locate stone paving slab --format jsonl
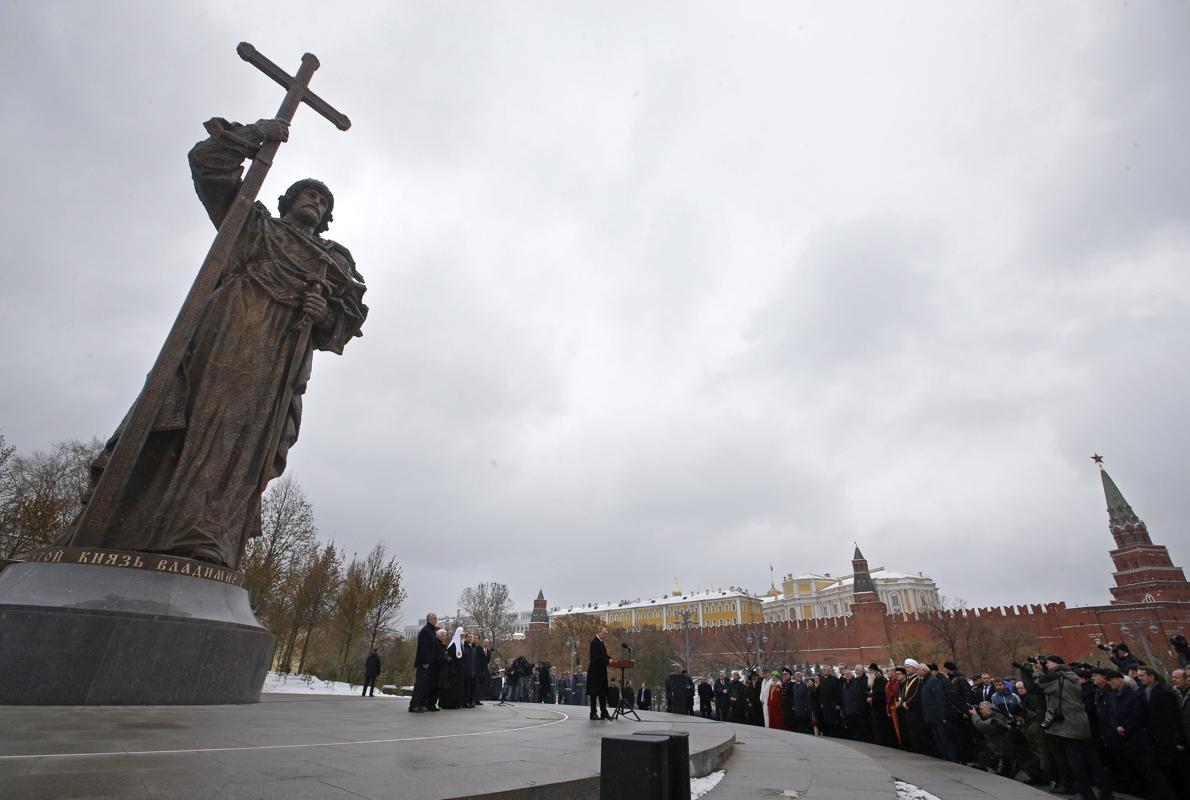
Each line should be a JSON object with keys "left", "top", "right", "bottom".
{"left": 835, "top": 739, "right": 1057, "bottom": 800}
{"left": 0, "top": 696, "right": 731, "bottom": 800}
{"left": 699, "top": 723, "right": 1057, "bottom": 800}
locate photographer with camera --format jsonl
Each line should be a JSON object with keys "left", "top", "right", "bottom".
{"left": 1171, "top": 634, "right": 1190, "bottom": 669}
{"left": 1032, "top": 655, "right": 1114, "bottom": 800}
{"left": 968, "top": 701, "right": 1034, "bottom": 777}
{"left": 1097, "top": 641, "right": 1143, "bottom": 673}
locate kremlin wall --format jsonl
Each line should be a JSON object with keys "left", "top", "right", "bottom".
{"left": 526, "top": 462, "right": 1190, "bottom": 675}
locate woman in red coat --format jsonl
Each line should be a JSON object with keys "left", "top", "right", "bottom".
{"left": 767, "top": 670, "right": 785, "bottom": 729}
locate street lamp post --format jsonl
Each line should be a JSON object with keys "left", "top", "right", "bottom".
{"left": 675, "top": 609, "right": 694, "bottom": 673}
{"left": 1117, "top": 618, "right": 1163, "bottom": 675}
{"left": 745, "top": 625, "right": 769, "bottom": 674}
{"left": 565, "top": 635, "right": 579, "bottom": 704}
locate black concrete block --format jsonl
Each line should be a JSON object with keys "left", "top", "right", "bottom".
{"left": 635, "top": 730, "right": 691, "bottom": 800}
{"left": 600, "top": 734, "right": 670, "bottom": 800}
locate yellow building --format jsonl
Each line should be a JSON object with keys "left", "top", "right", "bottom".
{"left": 763, "top": 547, "right": 941, "bottom": 621}
{"left": 551, "top": 580, "right": 766, "bottom": 631}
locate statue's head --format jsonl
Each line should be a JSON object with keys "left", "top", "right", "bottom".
{"left": 278, "top": 178, "right": 334, "bottom": 234}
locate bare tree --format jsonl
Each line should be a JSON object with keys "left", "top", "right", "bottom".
{"left": 544, "top": 612, "right": 604, "bottom": 673}
{"left": 242, "top": 476, "right": 318, "bottom": 623}
{"left": 278, "top": 541, "right": 343, "bottom": 674}
{"left": 333, "top": 557, "right": 369, "bottom": 680}
{"left": 458, "top": 582, "right": 515, "bottom": 648}
{"left": 920, "top": 596, "right": 1001, "bottom": 673}
{"left": 921, "top": 595, "right": 966, "bottom": 664}
{"left": 362, "top": 543, "right": 407, "bottom": 650}
{"left": 710, "top": 623, "right": 800, "bottom": 674}
{"left": 0, "top": 436, "right": 101, "bottom": 559}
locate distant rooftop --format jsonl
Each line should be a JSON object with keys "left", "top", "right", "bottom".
{"left": 553, "top": 586, "right": 760, "bottom": 615}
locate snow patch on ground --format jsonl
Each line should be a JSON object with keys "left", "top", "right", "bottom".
{"left": 690, "top": 770, "right": 726, "bottom": 799}
{"left": 261, "top": 671, "right": 405, "bottom": 698}
{"left": 895, "top": 779, "right": 943, "bottom": 800}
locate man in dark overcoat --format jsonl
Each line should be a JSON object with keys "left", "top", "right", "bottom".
{"left": 714, "top": 671, "right": 730, "bottom": 721}
{"left": 728, "top": 671, "right": 747, "bottom": 722}
{"left": 409, "top": 612, "right": 438, "bottom": 713}
{"left": 462, "top": 633, "right": 479, "bottom": 708}
{"left": 362, "top": 647, "right": 381, "bottom": 697}
{"left": 638, "top": 683, "right": 652, "bottom": 711}
{"left": 698, "top": 677, "right": 714, "bottom": 718}
{"left": 476, "top": 638, "right": 492, "bottom": 703}
{"left": 818, "top": 668, "right": 844, "bottom": 736}
{"left": 587, "top": 626, "right": 612, "bottom": 720}
{"left": 843, "top": 666, "right": 871, "bottom": 741}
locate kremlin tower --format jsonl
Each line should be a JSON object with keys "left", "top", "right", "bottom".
{"left": 1095, "top": 456, "right": 1190, "bottom": 604}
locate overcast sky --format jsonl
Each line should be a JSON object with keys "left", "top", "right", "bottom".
{"left": 2, "top": 1, "right": 1188, "bottom": 623}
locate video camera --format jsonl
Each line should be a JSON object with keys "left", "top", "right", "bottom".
{"left": 505, "top": 656, "right": 533, "bottom": 679}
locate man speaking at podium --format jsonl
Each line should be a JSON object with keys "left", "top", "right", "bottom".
{"left": 587, "top": 626, "right": 612, "bottom": 720}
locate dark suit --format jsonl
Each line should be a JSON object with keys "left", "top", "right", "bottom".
{"left": 587, "top": 635, "right": 611, "bottom": 718}
{"left": 410, "top": 623, "right": 438, "bottom": 711}
{"left": 476, "top": 646, "right": 492, "bottom": 701}
{"left": 713, "top": 677, "right": 730, "bottom": 721}
{"left": 638, "top": 686, "right": 652, "bottom": 711}
{"left": 818, "top": 674, "right": 844, "bottom": 736}
{"left": 461, "top": 642, "right": 479, "bottom": 706}
{"left": 697, "top": 681, "right": 714, "bottom": 718}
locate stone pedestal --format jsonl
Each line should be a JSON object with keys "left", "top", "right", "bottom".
{"left": 0, "top": 558, "right": 274, "bottom": 705}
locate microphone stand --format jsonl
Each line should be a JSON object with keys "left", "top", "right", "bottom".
{"left": 611, "top": 644, "right": 640, "bottom": 721}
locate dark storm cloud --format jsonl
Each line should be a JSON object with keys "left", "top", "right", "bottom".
{"left": 1, "top": 1, "right": 1187, "bottom": 621}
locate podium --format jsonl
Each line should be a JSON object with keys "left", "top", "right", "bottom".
{"left": 610, "top": 659, "right": 639, "bottom": 721}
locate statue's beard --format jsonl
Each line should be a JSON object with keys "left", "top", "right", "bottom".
{"left": 291, "top": 205, "right": 323, "bottom": 227}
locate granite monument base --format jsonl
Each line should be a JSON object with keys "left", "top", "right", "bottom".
{"left": 0, "top": 558, "right": 273, "bottom": 705}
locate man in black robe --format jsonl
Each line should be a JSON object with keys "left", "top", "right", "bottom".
{"left": 867, "top": 664, "right": 894, "bottom": 745}
{"left": 587, "top": 626, "right": 612, "bottom": 720}
{"left": 439, "top": 629, "right": 465, "bottom": 709}
{"left": 409, "top": 613, "right": 439, "bottom": 713}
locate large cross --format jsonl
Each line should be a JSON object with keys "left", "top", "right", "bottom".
{"left": 73, "top": 43, "right": 350, "bottom": 538}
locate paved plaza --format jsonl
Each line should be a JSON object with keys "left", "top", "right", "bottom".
{"left": 0, "top": 693, "right": 1065, "bottom": 800}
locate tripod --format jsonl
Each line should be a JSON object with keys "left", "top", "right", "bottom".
{"left": 611, "top": 646, "right": 640, "bottom": 721}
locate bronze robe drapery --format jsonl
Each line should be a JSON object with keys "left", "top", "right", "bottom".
{"left": 62, "top": 119, "right": 367, "bottom": 568}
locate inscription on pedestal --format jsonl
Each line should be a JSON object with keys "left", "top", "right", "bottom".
{"left": 23, "top": 547, "right": 245, "bottom": 586}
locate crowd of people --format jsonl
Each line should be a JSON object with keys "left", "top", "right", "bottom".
{"left": 664, "top": 638, "right": 1190, "bottom": 800}
{"left": 407, "top": 613, "right": 494, "bottom": 712}
{"left": 403, "top": 615, "right": 1190, "bottom": 800}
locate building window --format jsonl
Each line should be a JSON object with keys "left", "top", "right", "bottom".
{"left": 1143, "top": 593, "right": 1155, "bottom": 603}
{"left": 888, "top": 592, "right": 902, "bottom": 613}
